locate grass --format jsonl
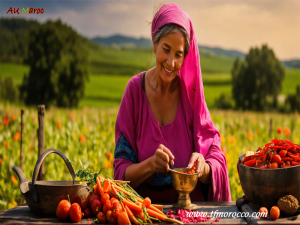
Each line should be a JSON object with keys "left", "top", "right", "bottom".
{"left": 1, "top": 57, "right": 299, "bottom": 109}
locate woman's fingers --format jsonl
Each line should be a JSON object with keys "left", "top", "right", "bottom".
{"left": 187, "top": 152, "right": 199, "bottom": 168}
{"left": 158, "top": 144, "right": 175, "bottom": 165}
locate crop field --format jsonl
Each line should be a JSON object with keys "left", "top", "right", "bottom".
{"left": 1, "top": 62, "right": 299, "bottom": 109}
{"left": 0, "top": 103, "right": 299, "bottom": 211}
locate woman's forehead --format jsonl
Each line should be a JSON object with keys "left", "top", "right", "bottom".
{"left": 160, "top": 32, "right": 185, "bottom": 51}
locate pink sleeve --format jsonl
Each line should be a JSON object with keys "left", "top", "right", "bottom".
{"left": 205, "top": 144, "right": 232, "bottom": 202}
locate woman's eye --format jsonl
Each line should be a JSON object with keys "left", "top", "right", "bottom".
{"left": 176, "top": 54, "right": 182, "bottom": 58}
{"left": 163, "top": 48, "right": 170, "bottom": 52}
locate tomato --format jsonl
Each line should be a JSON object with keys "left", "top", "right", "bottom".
{"left": 118, "top": 211, "right": 130, "bottom": 225}
{"left": 106, "top": 210, "right": 113, "bottom": 222}
{"left": 110, "top": 216, "right": 118, "bottom": 224}
{"left": 89, "top": 195, "right": 100, "bottom": 208}
{"left": 110, "top": 197, "right": 118, "bottom": 205}
{"left": 97, "top": 212, "right": 107, "bottom": 224}
{"left": 142, "top": 197, "right": 151, "bottom": 208}
{"left": 100, "top": 193, "right": 110, "bottom": 205}
{"left": 279, "top": 150, "right": 287, "bottom": 158}
{"left": 270, "top": 206, "right": 280, "bottom": 220}
{"left": 56, "top": 199, "right": 71, "bottom": 220}
{"left": 269, "top": 162, "right": 278, "bottom": 169}
{"left": 272, "top": 154, "right": 281, "bottom": 164}
{"left": 112, "top": 201, "right": 122, "bottom": 218}
{"left": 187, "top": 171, "right": 192, "bottom": 174}
{"left": 69, "top": 203, "right": 82, "bottom": 223}
{"left": 91, "top": 199, "right": 102, "bottom": 216}
{"left": 258, "top": 207, "right": 268, "bottom": 219}
{"left": 83, "top": 208, "right": 92, "bottom": 218}
{"left": 105, "top": 199, "right": 112, "bottom": 210}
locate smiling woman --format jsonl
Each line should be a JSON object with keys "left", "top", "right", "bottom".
{"left": 113, "top": 3, "right": 231, "bottom": 204}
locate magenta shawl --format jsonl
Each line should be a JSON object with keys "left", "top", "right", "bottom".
{"left": 114, "top": 3, "right": 231, "bottom": 202}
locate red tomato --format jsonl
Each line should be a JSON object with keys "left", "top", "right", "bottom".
{"left": 69, "top": 203, "right": 82, "bottom": 223}
{"left": 110, "top": 197, "right": 118, "bottom": 205}
{"left": 91, "top": 199, "right": 102, "bottom": 216}
{"left": 118, "top": 211, "right": 130, "bottom": 225}
{"left": 258, "top": 207, "right": 268, "bottom": 219}
{"left": 89, "top": 195, "right": 100, "bottom": 208}
{"left": 269, "top": 162, "right": 278, "bottom": 169}
{"left": 105, "top": 199, "right": 112, "bottom": 210}
{"left": 279, "top": 150, "right": 287, "bottom": 158}
{"left": 56, "top": 199, "right": 71, "bottom": 220}
{"left": 110, "top": 216, "right": 118, "bottom": 224}
{"left": 106, "top": 210, "right": 113, "bottom": 223}
{"left": 100, "top": 193, "right": 110, "bottom": 205}
{"left": 97, "top": 212, "right": 107, "bottom": 224}
{"left": 84, "top": 208, "right": 92, "bottom": 218}
{"left": 112, "top": 201, "right": 122, "bottom": 218}
{"left": 270, "top": 206, "right": 280, "bottom": 220}
{"left": 272, "top": 154, "right": 281, "bottom": 164}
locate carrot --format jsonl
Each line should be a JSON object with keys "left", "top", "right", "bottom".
{"left": 124, "top": 204, "right": 139, "bottom": 225}
{"left": 103, "top": 179, "right": 111, "bottom": 193}
{"left": 147, "top": 208, "right": 167, "bottom": 221}
{"left": 151, "top": 204, "right": 163, "bottom": 212}
{"left": 149, "top": 205, "right": 165, "bottom": 216}
{"left": 120, "top": 202, "right": 131, "bottom": 225}
{"left": 122, "top": 199, "right": 142, "bottom": 212}
{"left": 96, "top": 177, "right": 104, "bottom": 196}
{"left": 111, "top": 183, "right": 118, "bottom": 195}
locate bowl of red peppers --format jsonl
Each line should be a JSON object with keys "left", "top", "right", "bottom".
{"left": 238, "top": 138, "right": 300, "bottom": 208}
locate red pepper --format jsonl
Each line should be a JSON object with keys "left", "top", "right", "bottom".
{"left": 244, "top": 159, "right": 256, "bottom": 167}
{"left": 259, "top": 165, "right": 266, "bottom": 169}
{"left": 289, "top": 155, "right": 300, "bottom": 162}
{"left": 291, "top": 161, "right": 300, "bottom": 166}
{"left": 282, "top": 157, "right": 293, "bottom": 161}
{"left": 242, "top": 155, "right": 252, "bottom": 163}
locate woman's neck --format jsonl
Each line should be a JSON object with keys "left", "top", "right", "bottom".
{"left": 147, "top": 67, "right": 179, "bottom": 96}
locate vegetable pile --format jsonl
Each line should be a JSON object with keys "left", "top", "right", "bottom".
{"left": 242, "top": 138, "right": 300, "bottom": 168}
{"left": 56, "top": 162, "right": 183, "bottom": 224}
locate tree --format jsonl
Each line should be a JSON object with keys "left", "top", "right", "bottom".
{"left": 231, "top": 45, "right": 285, "bottom": 111}
{"left": 19, "top": 19, "right": 89, "bottom": 108}
{"left": 285, "top": 85, "right": 300, "bottom": 112}
{"left": 0, "top": 77, "right": 18, "bottom": 102}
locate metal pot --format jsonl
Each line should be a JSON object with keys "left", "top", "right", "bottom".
{"left": 238, "top": 153, "right": 300, "bottom": 208}
{"left": 13, "top": 149, "right": 91, "bottom": 215}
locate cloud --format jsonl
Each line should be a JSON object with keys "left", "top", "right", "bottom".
{"left": 0, "top": 0, "right": 299, "bottom": 60}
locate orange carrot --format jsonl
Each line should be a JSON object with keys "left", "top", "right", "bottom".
{"left": 103, "top": 179, "right": 111, "bottom": 193}
{"left": 151, "top": 204, "right": 163, "bottom": 212}
{"left": 122, "top": 199, "right": 142, "bottom": 212}
{"left": 96, "top": 177, "right": 104, "bottom": 196}
{"left": 149, "top": 205, "right": 165, "bottom": 216}
{"left": 147, "top": 208, "right": 167, "bottom": 221}
{"left": 125, "top": 205, "right": 139, "bottom": 224}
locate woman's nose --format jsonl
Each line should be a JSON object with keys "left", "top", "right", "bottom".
{"left": 166, "top": 55, "right": 175, "bottom": 68}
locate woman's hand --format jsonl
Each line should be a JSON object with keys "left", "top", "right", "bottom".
{"left": 187, "top": 152, "right": 211, "bottom": 184}
{"left": 149, "top": 144, "right": 174, "bottom": 173}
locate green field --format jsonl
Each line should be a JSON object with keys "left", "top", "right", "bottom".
{"left": 1, "top": 43, "right": 299, "bottom": 110}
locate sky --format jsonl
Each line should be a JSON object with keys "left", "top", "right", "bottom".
{"left": 1, "top": 0, "right": 299, "bottom": 60}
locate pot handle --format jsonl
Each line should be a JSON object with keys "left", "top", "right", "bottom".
{"left": 31, "top": 149, "right": 76, "bottom": 203}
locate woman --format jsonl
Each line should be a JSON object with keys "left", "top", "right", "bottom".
{"left": 113, "top": 3, "right": 231, "bottom": 203}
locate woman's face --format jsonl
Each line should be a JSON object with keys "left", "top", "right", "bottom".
{"left": 153, "top": 31, "right": 185, "bottom": 83}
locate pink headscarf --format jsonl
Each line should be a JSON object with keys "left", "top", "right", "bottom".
{"left": 152, "top": 3, "right": 221, "bottom": 158}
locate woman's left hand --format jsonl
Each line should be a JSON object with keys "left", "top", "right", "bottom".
{"left": 187, "top": 152, "right": 211, "bottom": 184}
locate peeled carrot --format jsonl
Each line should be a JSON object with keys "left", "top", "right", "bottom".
{"left": 122, "top": 199, "right": 142, "bottom": 212}
{"left": 96, "top": 177, "right": 104, "bottom": 196}
{"left": 147, "top": 208, "right": 166, "bottom": 221}
{"left": 103, "top": 179, "right": 111, "bottom": 193}
{"left": 120, "top": 202, "right": 131, "bottom": 225}
{"left": 151, "top": 204, "right": 163, "bottom": 212}
{"left": 149, "top": 205, "right": 165, "bottom": 216}
{"left": 124, "top": 204, "right": 138, "bottom": 225}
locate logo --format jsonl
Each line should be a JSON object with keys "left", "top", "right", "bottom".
{"left": 6, "top": 7, "right": 44, "bottom": 14}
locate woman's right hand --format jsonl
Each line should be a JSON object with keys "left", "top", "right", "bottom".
{"left": 149, "top": 144, "right": 175, "bottom": 173}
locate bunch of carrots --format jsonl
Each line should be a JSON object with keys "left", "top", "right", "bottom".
{"left": 90, "top": 176, "right": 183, "bottom": 224}
{"left": 242, "top": 138, "right": 300, "bottom": 169}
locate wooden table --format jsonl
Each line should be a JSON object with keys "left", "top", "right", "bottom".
{"left": 0, "top": 201, "right": 298, "bottom": 224}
